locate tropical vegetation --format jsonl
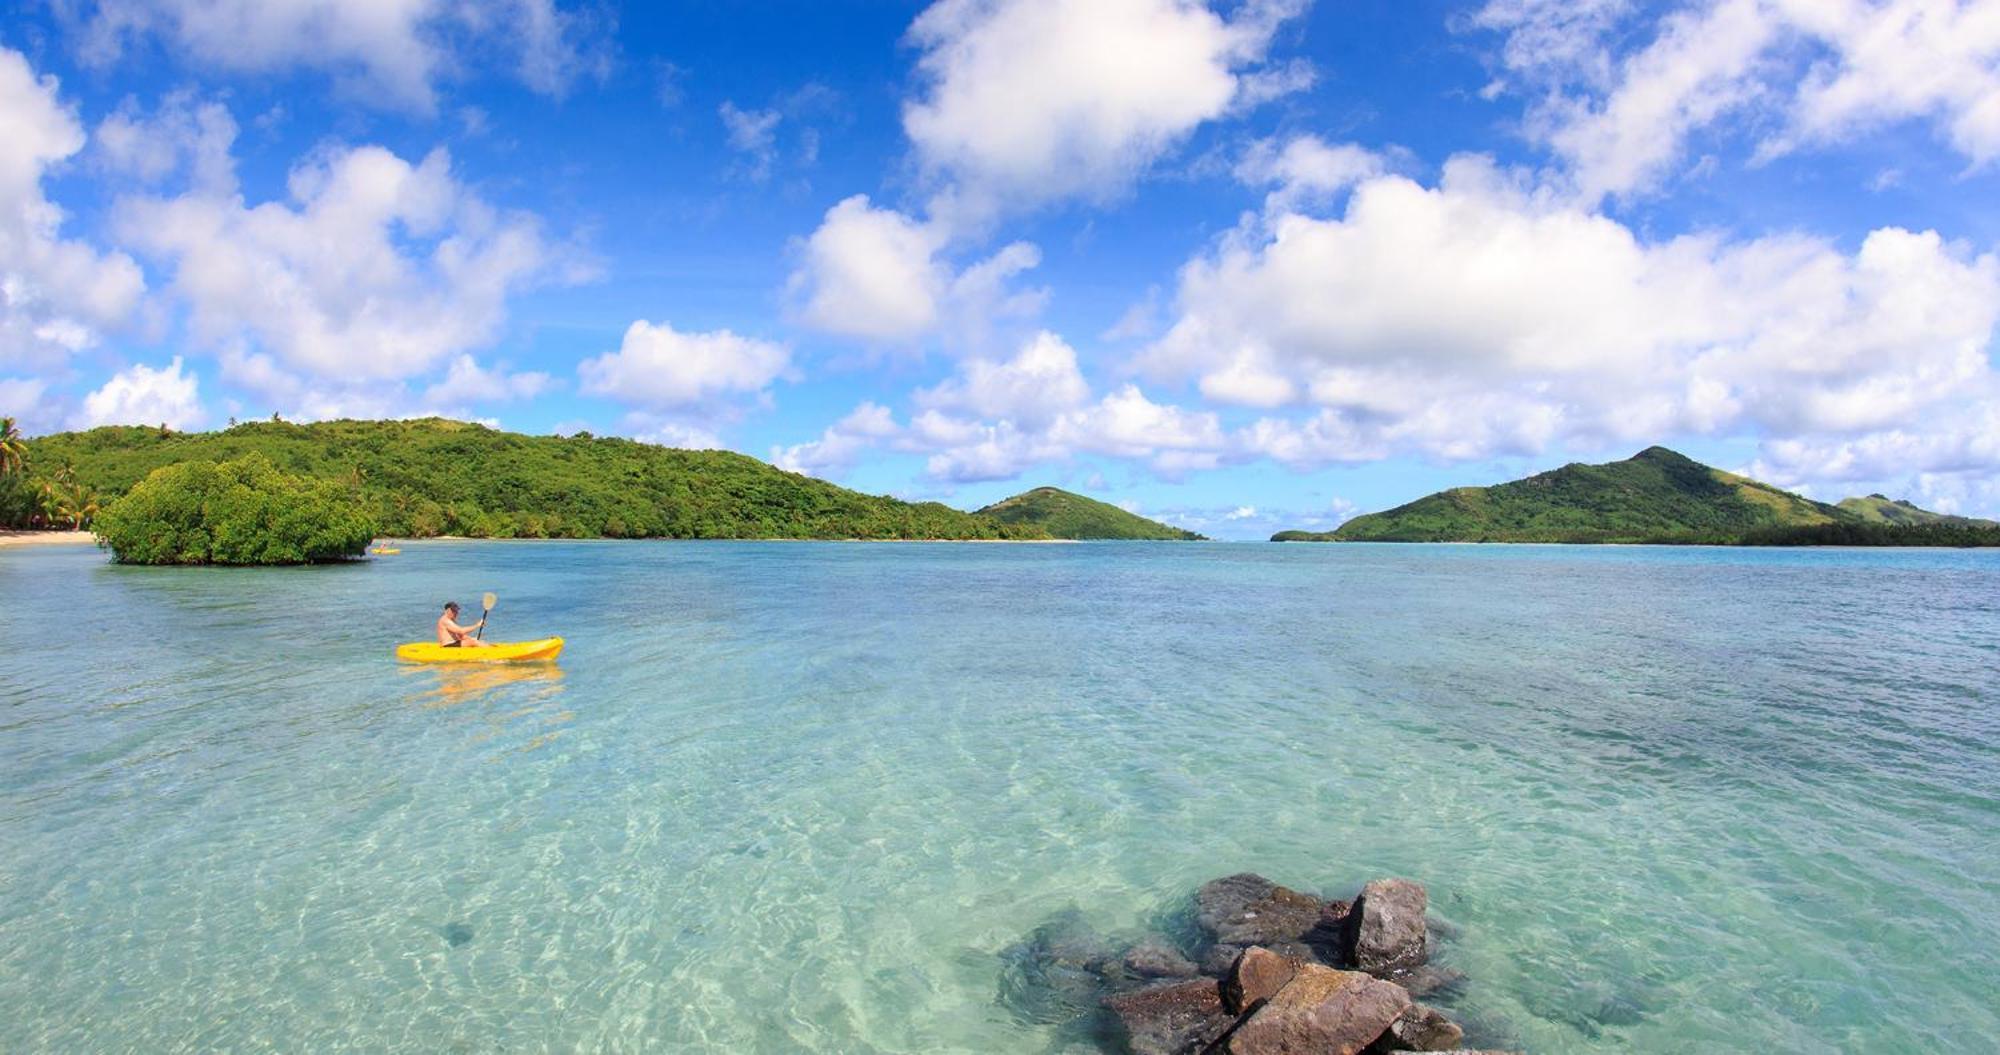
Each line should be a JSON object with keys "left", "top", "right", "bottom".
{"left": 975, "top": 486, "right": 1204, "bottom": 540}
{"left": 0, "top": 416, "right": 104, "bottom": 531}
{"left": 93, "top": 453, "right": 378, "bottom": 565}
{"left": 23, "top": 417, "right": 1048, "bottom": 542}
{"left": 1272, "top": 446, "right": 2000, "bottom": 546}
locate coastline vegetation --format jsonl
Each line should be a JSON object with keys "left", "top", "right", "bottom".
{"left": 975, "top": 486, "right": 1204, "bottom": 540}
{"left": 94, "top": 453, "right": 377, "bottom": 565}
{"left": 1275, "top": 446, "right": 2000, "bottom": 546}
{"left": 22, "top": 417, "right": 1048, "bottom": 543}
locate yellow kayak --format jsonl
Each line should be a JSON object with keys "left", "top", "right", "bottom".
{"left": 396, "top": 638, "right": 565, "bottom": 663}
{"left": 371, "top": 547, "right": 401, "bottom": 555}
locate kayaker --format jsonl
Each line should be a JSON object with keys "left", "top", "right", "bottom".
{"left": 436, "top": 601, "right": 492, "bottom": 648}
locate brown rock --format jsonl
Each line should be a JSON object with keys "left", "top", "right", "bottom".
{"left": 1222, "top": 962, "right": 1412, "bottom": 1055}
{"left": 1103, "top": 978, "right": 1233, "bottom": 1055}
{"left": 1349, "top": 879, "right": 1428, "bottom": 975}
{"left": 1364, "top": 1003, "right": 1464, "bottom": 1052}
{"left": 1222, "top": 946, "right": 1301, "bottom": 1015}
{"left": 1196, "top": 873, "right": 1330, "bottom": 949}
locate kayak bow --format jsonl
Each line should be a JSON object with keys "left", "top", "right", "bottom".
{"left": 396, "top": 637, "right": 565, "bottom": 663}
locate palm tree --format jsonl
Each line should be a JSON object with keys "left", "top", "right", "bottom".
{"left": 0, "top": 417, "right": 25, "bottom": 476}
{"left": 55, "top": 482, "right": 100, "bottom": 529}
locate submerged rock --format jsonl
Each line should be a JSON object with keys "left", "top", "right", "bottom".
{"left": 1348, "top": 879, "right": 1429, "bottom": 975}
{"left": 441, "top": 922, "right": 474, "bottom": 948}
{"left": 1365, "top": 1002, "right": 1465, "bottom": 1052}
{"left": 1123, "top": 940, "right": 1199, "bottom": 981}
{"left": 1103, "top": 978, "right": 1233, "bottom": 1055}
{"left": 1221, "top": 962, "right": 1412, "bottom": 1055}
{"left": 1390, "top": 964, "right": 1467, "bottom": 1000}
{"left": 1196, "top": 873, "right": 1331, "bottom": 949}
{"left": 997, "top": 909, "right": 1121, "bottom": 1025}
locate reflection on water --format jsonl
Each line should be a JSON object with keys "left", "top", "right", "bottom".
{"left": 404, "top": 663, "right": 571, "bottom": 754}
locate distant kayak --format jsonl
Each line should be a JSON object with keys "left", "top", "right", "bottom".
{"left": 371, "top": 547, "right": 401, "bottom": 555}
{"left": 396, "top": 638, "right": 564, "bottom": 663}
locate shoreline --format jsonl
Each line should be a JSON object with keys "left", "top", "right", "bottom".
{"left": 0, "top": 530, "right": 94, "bottom": 549}
{"left": 418, "top": 535, "right": 1083, "bottom": 544}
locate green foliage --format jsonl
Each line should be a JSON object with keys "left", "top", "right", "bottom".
{"left": 1738, "top": 521, "right": 2000, "bottom": 547}
{"left": 1274, "top": 447, "right": 1999, "bottom": 545}
{"left": 975, "top": 486, "right": 1205, "bottom": 540}
{"left": 1835, "top": 494, "right": 1998, "bottom": 527}
{"left": 93, "top": 453, "right": 378, "bottom": 565}
{"left": 1323, "top": 447, "right": 1849, "bottom": 543}
{"left": 28, "top": 417, "right": 1046, "bottom": 542}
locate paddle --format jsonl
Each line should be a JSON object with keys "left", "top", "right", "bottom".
{"left": 477, "top": 591, "right": 496, "bottom": 639}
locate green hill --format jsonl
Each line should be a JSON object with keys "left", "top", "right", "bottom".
{"left": 19, "top": 418, "right": 1044, "bottom": 541}
{"left": 975, "top": 486, "right": 1204, "bottom": 540}
{"left": 1284, "top": 447, "right": 1845, "bottom": 543}
{"left": 1836, "top": 494, "right": 1997, "bottom": 527}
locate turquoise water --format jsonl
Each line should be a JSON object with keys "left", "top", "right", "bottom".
{"left": 2, "top": 541, "right": 1996, "bottom": 1052}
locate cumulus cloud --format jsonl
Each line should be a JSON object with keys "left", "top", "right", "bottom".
{"left": 915, "top": 329, "right": 1088, "bottom": 426}
{"left": 0, "top": 48, "right": 146, "bottom": 371}
{"left": 771, "top": 402, "right": 900, "bottom": 475}
{"left": 1139, "top": 148, "right": 2000, "bottom": 475}
{"left": 1478, "top": 0, "right": 2000, "bottom": 200}
{"left": 903, "top": 0, "right": 1311, "bottom": 215}
{"left": 787, "top": 194, "right": 1045, "bottom": 347}
{"left": 780, "top": 330, "right": 1238, "bottom": 484}
{"left": 790, "top": 195, "right": 945, "bottom": 341}
{"left": 94, "top": 90, "right": 238, "bottom": 193}
{"left": 72, "top": 356, "right": 204, "bottom": 429}
{"left": 577, "top": 320, "right": 790, "bottom": 409}
{"left": 70, "top": 0, "right": 608, "bottom": 111}
{"left": 421, "top": 354, "right": 555, "bottom": 408}
{"left": 116, "top": 142, "right": 557, "bottom": 388}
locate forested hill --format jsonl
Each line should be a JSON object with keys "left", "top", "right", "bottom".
{"left": 1273, "top": 447, "right": 2000, "bottom": 545}
{"left": 1281, "top": 447, "right": 1842, "bottom": 544}
{"left": 22, "top": 419, "right": 1046, "bottom": 541}
{"left": 1836, "top": 494, "right": 1998, "bottom": 527}
{"left": 975, "top": 486, "right": 1204, "bottom": 540}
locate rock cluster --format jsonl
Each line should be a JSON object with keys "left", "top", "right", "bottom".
{"left": 1000, "top": 873, "right": 1513, "bottom": 1055}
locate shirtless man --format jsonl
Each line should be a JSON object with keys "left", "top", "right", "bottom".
{"left": 436, "top": 601, "right": 491, "bottom": 648}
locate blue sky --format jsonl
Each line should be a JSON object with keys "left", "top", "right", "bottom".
{"left": 4, "top": 0, "right": 1999, "bottom": 538}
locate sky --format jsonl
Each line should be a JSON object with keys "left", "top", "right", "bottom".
{"left": 3, "top": 0, "right": 2000, "bottom": 539}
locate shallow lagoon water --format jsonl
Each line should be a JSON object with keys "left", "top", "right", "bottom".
{"left": 2, "top": 540, "right": 1996, "bottom": 1052}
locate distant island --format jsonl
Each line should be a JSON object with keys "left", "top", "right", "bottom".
{"left": 976, "top": 486, "right": 1205, "bottom": 541}
{"left": 1272, "top": 446, "right": 2000, "bottom": 546}
{"left": 8, "top": 418, "right": 1204, "bottom": 557}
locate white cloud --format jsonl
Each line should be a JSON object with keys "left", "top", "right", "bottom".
{"left": 116, "top": 142, "right": 556, "bottom": 385}
{"left": 915, "top": 330, "right": 1089, "bottom": 426}
{"left": 771, "top": 402, "right": 900, "bottom": 475}
{"left": 903, "top": 0, "right": 1310, "bottom": 215}
{"left": 421, "top": 354, "right": 554, "bottom": 407}
{"left": 0, "top": 48, "right": 146, "bottom": 371}
{"left": 719, "top": 101, "right": 783, "bottom": 182}
{"left": 790, "top": 195, "right": 946, "bottom": 341}
{"left": 72, "top": 0, "right": 606, "bottom": 111}
{"left": 577, "top": 320, "right": 790, "bottom": 409}
{"left": 1140, "top": 151, "right": 2000, "bottom": 471}
{"left": 0, "top": 377, "right": 51, "bottom": 426}
{"left": 94, "top": 90, "right": 238, "bottom": 193}
{"left": 1235, "top": 135, "right": 1389, "bottom": 212}
{"left": 72, "top": 356, "right": 204, "bottom": 429}
{"left": 787, "top": 194, "right": 1046, "bottom": 347}
{"left": 1479, "top": 0, "right": 2000, "bottom": 201}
